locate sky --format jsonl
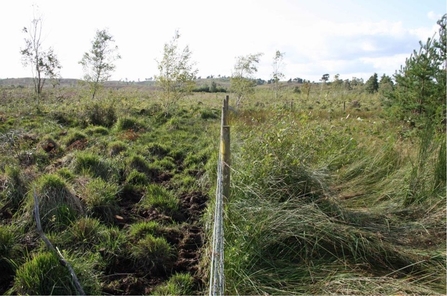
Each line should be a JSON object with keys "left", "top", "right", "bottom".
{"left": 1, "top": 0, "right": 445, "bottom": 82}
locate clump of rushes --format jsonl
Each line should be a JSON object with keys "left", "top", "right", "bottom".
{"left": 82, "top": 178, "right": 120, "bottom": 224}
{"left": 24, "top": 174, "right": 82, "bottom": 232}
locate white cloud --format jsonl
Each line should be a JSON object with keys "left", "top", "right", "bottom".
{"left": 427, "top": 11, "right": 442, "bottom": 21}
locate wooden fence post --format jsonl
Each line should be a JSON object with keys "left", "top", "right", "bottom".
{"left": 221, "top": 95, "right": 230, "bottom": 200}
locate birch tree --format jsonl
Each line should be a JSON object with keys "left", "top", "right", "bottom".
{"left": 21, "top": 11, "right": 61, "bottom": 105}
{"left": 79, "top": 29, "right": 121, "bottom": 100}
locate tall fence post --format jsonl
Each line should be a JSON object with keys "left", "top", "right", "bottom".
{"left": 209, "top": 95, "right": 230, "bottom": 296}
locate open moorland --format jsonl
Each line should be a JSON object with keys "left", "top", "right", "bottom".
{"left": 0, "top": 76, "right": 445, "bottom": 295}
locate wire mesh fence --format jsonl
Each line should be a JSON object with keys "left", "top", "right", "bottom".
{"left": 209, "top": 95, "right": 230, "bottom": 296}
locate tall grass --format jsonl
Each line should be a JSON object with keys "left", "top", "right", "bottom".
{"left": 223, "top": 106, "right": 446, "bottom": 294}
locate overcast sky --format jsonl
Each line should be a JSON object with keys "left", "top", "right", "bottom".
{"left": 1, "top": 0, "right": 445, "bottom": 82}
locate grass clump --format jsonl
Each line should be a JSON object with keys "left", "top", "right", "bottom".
{"left": 85, "top": 125, "right": 109, "bottom": 136}
{"left": 24, "top": 174, "right": 82, "bottom": 232}
{"left": 152, "top": 272, "right": 194, "bottom": 295}
{"left": 64, "top": 130, "right": 87, "bottom": 147}
{"left": 125, "top": 169, "right": 148, "bottom": 186}
{"left": 147, "top": 142, "right": 171, "bottom": 158}
{"left": 64, "top": 217, "right": 104, "bottom": 251}
{"left": 139, "top": 184, "right": 179, "bottom": 216}
{"left": 72, "top": 151, "right": 117, "bottom": 181}
{"left": 128, "top": 221, "right": 161, "bottom": 240}
{"left": 12, "top": 251, "right": 74, "bottom": 295}
{"left": 2, "top": 166, "right": 29, "bottom": 211}
{"left": 82, "top": 178, "right": 120, "bottom": 224}
{"left": 108, "top": 140, "right": 127, "bottom": 156}
{"left": 130, "top": 234, "right": 175, "bottom": 274}
{"left": 0, "top": 225, "right": 22, "bottom": 291}
{"left": 114, "top": 116, "right": 143, "bottom": 131}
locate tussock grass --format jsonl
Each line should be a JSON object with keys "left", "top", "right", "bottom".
{"left": 130, "top": 234, "right": 175, "bottom": 274}
{"left": 23, "top": 174, "right": 83, "bottom": 232}
{"left": 82, "top": 178, "right": 120, "bottom": 224}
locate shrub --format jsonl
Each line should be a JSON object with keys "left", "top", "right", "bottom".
{"left": 83, "top": 103, "right": 117, "bottom": 128}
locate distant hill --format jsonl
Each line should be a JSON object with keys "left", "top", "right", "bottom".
{"left": 0, "top": 77, "right": 232, "bottom": 89}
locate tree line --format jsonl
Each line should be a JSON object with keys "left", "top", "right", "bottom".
{"left": 19, "top": 8, "right": 446, "bottom": 130}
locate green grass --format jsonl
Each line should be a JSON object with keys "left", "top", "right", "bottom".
{"left": 130, "top": 234, "right": 175, "bottom": 274}
{"left": 82, "top": 178, "right": 120, "bottom": 224}
{"left": 0, "top": 82, "right": 444, "bottom": 295}
{"left": 23, "top": 174, "right": 83, "bottom": 232}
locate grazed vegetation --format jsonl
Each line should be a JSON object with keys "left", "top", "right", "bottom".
{"left": 0, "top": 13, "right": 445, "bottom": 296}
